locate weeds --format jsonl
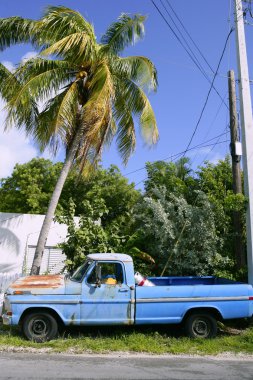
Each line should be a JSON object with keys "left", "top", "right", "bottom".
{"left": 0, "top": 323, "right": 253, "bottom": 355}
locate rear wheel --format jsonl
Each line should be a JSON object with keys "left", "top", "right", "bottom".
{"left": 184, "top": 312, "right": 217, "bottom": 339}
{"left": 22, "top": 311, "right": 58, "bottom": 342}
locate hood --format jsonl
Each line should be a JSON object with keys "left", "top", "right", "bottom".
{"left": 8, "top": 274, "right": 66, "bottom": 295}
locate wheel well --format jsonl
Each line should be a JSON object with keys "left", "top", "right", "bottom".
{"left": 182, "top": 307, "right": 223, "bottom": 323}
{"left": 19, "top": 307, "right": 64, "bottom": 327}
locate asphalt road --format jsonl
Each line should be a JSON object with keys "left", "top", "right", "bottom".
{"left": 0, "top": 352, "right": 253, "bottom": 380}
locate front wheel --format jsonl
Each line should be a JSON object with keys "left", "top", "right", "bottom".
{"left": 22, "top": 311, "right": 58, "bottom": 342}
{"left": 184, "top": 312, "right": 217, "bottom": 339}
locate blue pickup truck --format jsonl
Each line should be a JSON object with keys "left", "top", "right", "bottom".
{"left": 2, "top": 253, "right": 253, "bottom": 342}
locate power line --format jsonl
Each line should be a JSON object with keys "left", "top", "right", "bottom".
{"left": 123, "top": 132, "right": 228, "bottom": 177}
{"left": 189, "top": 92, "right": 229, "bottom": 169}
{"left": 133, "top": 139, "right": 229, "bottom": 187}
{"left": 151, "top": 0, "right": 229, "bottom": 109}
{"left": 164, "top": 0, "right": 215, "bottom": 74}
{"left": 181, "top": 27, "right": 233, "bottom": 157}
{"left": 159, "top": 0, "right": 212, "bottom": 80}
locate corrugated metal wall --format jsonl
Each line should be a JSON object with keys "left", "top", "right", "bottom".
{"left": 22, "top": 246, "right": 66, "bottom": 275}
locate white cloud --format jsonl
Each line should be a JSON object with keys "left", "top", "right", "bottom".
{"left": 208, "top": 151, "right": 225, "bottom": 165}
{"left": 1, "top": 61, "right": 15, "bottom": 73}
{"left": 0, "top": 97, "right": 63, "bottom": 178}
{"left": 0, "top": 98, "right": 37, "bottom": 178}
{"left": 0, "top": 131, "right": 37, "bottom": 178}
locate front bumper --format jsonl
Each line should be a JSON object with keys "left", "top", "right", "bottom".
{"left": 2, "top": 314, "right": 11, "bottom": 325}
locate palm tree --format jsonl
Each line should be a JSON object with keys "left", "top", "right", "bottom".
{"left": 0, "top": 6, "right": 158, "bottom": 275}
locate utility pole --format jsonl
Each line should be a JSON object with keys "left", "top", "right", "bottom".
{"left": 228, "top": 69, "right": 245, "bottom": 268}
{"left": 234, "top": 0, "right": 253, "bottom": 283}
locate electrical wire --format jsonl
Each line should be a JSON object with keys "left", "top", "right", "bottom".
{"left": 133, "top": 139, "right": 229, "bottom": 187}
{"left": 159, "top": 0, "right": 212, "bottom": 80}
{"left": 151, "top": 0, "right": 229, "bottom": 109}
{"left": 123, "top": 132, "right": 228, "bottom": 177}
{"left": 164, "top": 0, "right": 215, "bottom": 74}
{"left": 181, "top": 28, "right": 233, "bottom": 158}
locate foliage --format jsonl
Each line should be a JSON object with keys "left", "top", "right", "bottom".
{"left": 62, "top": 165, "right": 141, "bottom": 225}
{"left": 56, "top": 198, "right": 113, "bottom": 271}
{"left": 140, "top": 156, "right": 246, "bottom": 278}
{"left": 144, "top": 158, "right": 196, "bottom": 199}
{"left": 56, "top": 195, "right": 154, "bottom": 272}
{"left": 197, "top": 156, "right": 247, "bottom": 264}
{"left": 0, "top": 158, "right": 62, "bottom": 214}
{"left": 0, "top": 157, "right": 140, "bottom": 219}
{"left": 133, "top": 186, "right": 230, "bottom": 276}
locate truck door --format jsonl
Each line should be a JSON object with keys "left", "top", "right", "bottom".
{"left": 80, "top": 261, "right": 134, "bottom": 325}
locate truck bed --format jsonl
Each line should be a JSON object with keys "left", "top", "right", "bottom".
{"left": 135, "top": 276, "right": 252, "bottom": 325}
{"left": 148, "top": 276, "right": 243, "bottom": 286}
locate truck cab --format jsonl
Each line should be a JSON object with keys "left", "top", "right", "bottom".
{"left": 2, "top": 254, "right": 135, "bottom": 341}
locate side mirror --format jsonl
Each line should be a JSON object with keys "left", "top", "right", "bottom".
{"left": 95, "top": 264, "right": 102, "bottom": 288}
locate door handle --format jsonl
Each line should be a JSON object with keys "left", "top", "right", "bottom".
{"left": 118, "top": 289, "right": 128, "bottom": 292}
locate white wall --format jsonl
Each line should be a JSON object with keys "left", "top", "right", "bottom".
{"left": 0, "top": 212, "right": 68, "bottom": 274}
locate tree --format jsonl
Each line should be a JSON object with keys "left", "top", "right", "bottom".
{"left": 133, "top": 187, "right": 227, "bottom": 276}
{"left": 0, "top": 158, "right": 140, "bottom": 222}
{"left": 0, "top": 158, "right": 62, "bottom": 214}
{"left": 0, "top": 7, "right": 158, "bottom": 274}
{"left": 56, "top": 196, "right": 155, "bottom": 273}
{"left": 56, "top": 198, "right": 112, "bottom": 271}
{"left": 197, "top": 156, "right": 246, "bottom": 270}
{"left": 62, "top": 164, "right": 141, "bottom": 224}
{"left": 144, "top": 158, "right": 197, "bottom": 200}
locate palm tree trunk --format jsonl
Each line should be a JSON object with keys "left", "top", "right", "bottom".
{"left": 30, "top": 126, "right": 83, "bottom": 275}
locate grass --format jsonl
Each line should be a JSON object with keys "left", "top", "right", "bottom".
{"left": 1, "top": 322, "right": 253, "bottom": 355}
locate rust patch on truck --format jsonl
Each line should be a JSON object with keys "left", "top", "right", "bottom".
{"left": 11, "top": 275, "right": 64, "bottom": 289}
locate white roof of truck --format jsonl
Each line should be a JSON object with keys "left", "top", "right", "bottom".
{"left": 87, "top": 253, "right": 133, "bottom": 262}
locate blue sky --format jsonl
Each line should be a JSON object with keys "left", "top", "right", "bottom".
{"left": 0, "top": 0, "right": 252, "bottom": 188}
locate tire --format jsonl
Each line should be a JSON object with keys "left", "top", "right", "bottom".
{"left": 22, "top": 311, "right": 58, "bottom": 342}
{"left": 184, "top": 312, "right": 217, "bottom": 339}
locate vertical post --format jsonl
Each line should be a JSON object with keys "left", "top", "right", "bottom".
{"left": 234, "top": 0, "right": 253, "bottom": 283}
{"left": 228, "top": 69, "right": 245, "bottom": 268}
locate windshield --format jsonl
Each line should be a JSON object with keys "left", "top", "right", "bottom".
{"left": 70, "top": 260, "right": 93, "bottom": 282}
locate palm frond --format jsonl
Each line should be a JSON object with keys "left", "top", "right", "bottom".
{"left": 111, "top": 55, "right": 158, "bottom": 92}
{"left": 4, "top": 58, "right": 74, "bottom": 129}
{"left": 0, "top": 17, "right": 35, "bottom": 51}
{"left": 115, "top": 78, "right": 158, "bottom": 146}
{"left": 35, "top": 6, "right": 96, "bottom": 48}
{"left": 74, "top": 63, "right": 117, "bottom": 172}
{"left": 140, "top": 94, "right": 159, "bottom": 145}
{"left": 0, "top": 63, "right": 17, "bottom": 102}
{"left": 40, "top": 32, "right": 94, "bottom": 63}
{"left": 1, "top": 64, "right": 39, "bottom": 133}
{"left": 113, "top": 96, "right": 136, "bottom": 164}
{"left": 43, "top": 6, "right": 95, "bottom": 38}
{"left": 101, "top": 13, "right": 146, "bottom": 54}
{"left": 35, "top": 82, "right": 79, "bottom": 152}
